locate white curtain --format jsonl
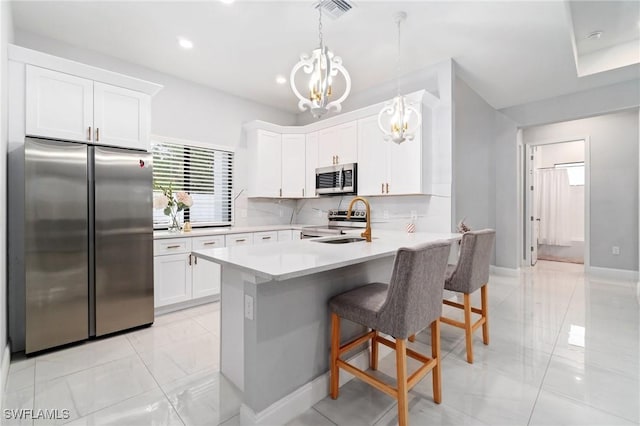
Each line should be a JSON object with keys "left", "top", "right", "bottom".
{"left": 535, "top": 168, "right": 572, "bottom": 246}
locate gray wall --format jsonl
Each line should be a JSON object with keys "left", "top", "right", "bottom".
{"left": 13, "top": 30, "right": 299, "bottom": 227}
{"left": 0, "top": 0, "right": 14, "bottom": 378}
{"left": 500, "top": 79, "right": 640, "bottom": 128}
{"left": 453, "top": 77, "right": 519, "bottom": 269}
{"left": 523, "top": 110, "right": 639, "bottom": 271}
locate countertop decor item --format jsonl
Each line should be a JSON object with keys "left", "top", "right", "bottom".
{"left": 153, "top": 183, "right": 193, "bottom": 233}
{"left": 290, "top": 1, "right": 351, "bottom": 118}
{"left": 377, "top": 11, "right": 421, "bottom": 144}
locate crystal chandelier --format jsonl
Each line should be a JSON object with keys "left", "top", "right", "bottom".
{"left": 290, "top": 4, "right": 351, "bottom": 118}
{"left": 378, "top": 12, "right": 421, "bottom": 144}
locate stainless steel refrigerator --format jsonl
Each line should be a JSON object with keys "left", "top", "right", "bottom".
{"left": 12, "top": 138, "right": 154, "bottom": 354}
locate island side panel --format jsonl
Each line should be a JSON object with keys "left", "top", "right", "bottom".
{"left": 242, "top": 256, "right": 395, "bottom": 413}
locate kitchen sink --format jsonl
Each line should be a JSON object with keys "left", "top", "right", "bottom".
{"left": 313, "top": 237, "right": 367, "bottom": 244}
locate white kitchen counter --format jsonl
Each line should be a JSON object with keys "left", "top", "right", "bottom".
{"left": 193, "top": 231, "right": 461, "bottom": 281}
{"left": 153, "top": 224, "right": 307, "bottom": 239}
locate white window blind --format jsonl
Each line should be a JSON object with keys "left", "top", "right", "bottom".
{"left": 151, "top": 141, "right": 233, "bottom": 228}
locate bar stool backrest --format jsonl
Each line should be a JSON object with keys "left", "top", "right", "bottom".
{"left": 377, "top": 241, "right": 452, "bottom": 339}
{"left": 447, "top": 229, "right": 496, "bottom": 294}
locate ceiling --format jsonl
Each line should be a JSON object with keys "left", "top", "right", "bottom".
{"left": 10, "top": 0, "right": 640, "bottom": 113}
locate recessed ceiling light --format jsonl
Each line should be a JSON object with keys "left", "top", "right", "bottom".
{"left": 178, "top": 37, "right": 193, "bottom": 49}
{"left": 275, "top": 75, "right": 287, "bottom": 85}
{"left": 586, "top": 30, "right": 603, "bottom": 40}
{"left": 220, "top": 0, "right": 235, "bottom": 4}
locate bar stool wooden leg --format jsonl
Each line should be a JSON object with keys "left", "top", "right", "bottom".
{"left": 481, "top": 285, "right": 489, "bottom": 345}
{"left": 395, "top": 338, "right": 409, "bottom": 426}
{"left": 330, "top": 313, "right": 340, "bottom": 399}
{"left": 371, "top": 330, "right": 379, "bottom": 370}
{"left": 463, "top": 293, "right": 473, "bottom": 363}
{"left": 431, "top": 319, "right": 442, "bottom": 404}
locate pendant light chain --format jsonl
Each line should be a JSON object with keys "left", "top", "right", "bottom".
{"left": 396, "top": 16, "right": 401, "bottom": 96}
{"left": 318, "top": 5, "right": 324, "bottom": 49}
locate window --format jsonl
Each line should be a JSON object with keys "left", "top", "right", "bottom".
{"left": 151, "top": 140, "right": 233, "bottom": 228}
{"left": 555, "top": 162, "right": 584, "bottom": 186}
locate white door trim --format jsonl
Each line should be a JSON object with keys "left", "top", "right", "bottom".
{"left": 522, "top": 136, "right": 591, "bottom": 270}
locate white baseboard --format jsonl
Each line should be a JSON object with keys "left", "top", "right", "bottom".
{"left": 587, "top": 266, "right": 639, "bottom": 283}
{"left": 239, "top": 345, "right": 393, "bottom": 425}
{"left": 490, "top": 265, "right": 520, "bottom": 277}
{"left": 154, "top": 295, "right": 219, "bottom": 316}
{"left": 0, "top": 344, "right": 11, "bottom": 404}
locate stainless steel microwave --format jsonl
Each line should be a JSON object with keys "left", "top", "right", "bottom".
{"left": 315, "top": 163, "right": 357, "bottom": 195}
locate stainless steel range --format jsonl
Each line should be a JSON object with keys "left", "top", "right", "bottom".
{"left": 301, "top": 209, "right": 368, "bottom": 239}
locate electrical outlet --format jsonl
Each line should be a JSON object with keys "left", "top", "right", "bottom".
{"left": 410, "top": 210, "right": 418, "bottom": 221}
{"left": 612, "top": 246, "right": 620, "bottom": 255}
{"left": 383, "top": 210, "right": 389, "bottom": 220}
{"left": 244, "top": 294, "right": 254, "bottom": 320}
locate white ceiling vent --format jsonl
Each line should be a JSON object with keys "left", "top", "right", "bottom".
{"left": 315, "top": 0, "right": 355, "bottom": 20}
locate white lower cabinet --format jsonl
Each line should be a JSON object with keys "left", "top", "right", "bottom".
{"left": 154, "top": 252, "right": 193, "bottom": 307}
{"left": 154, "top": 236, "right": 222, "bottom": 308}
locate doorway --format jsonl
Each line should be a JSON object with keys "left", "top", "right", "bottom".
{"left": 525, "top": 139, "right": 589, "bottom": 267}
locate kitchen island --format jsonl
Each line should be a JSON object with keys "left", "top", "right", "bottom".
{"left": 193, "top": 231, "right": 460, "bottom": 425}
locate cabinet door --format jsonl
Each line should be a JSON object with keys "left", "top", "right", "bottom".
{"left": 93, "top": 82, "right": 150, "bottom": 151}
{"left": 317, "top": 126, "right": 340, "bottom": 167}
{"left": 248, "top": 130, "right": 282, "bottom": 197}
{"left": 357, "top": 115, "right": 388, "bottom": 196}
{"left": 335, "top": 121, "right": 358, "bottom": 164}
{"left": 25, "top": 65, "right": 93, "bottom": 143}
{"left": 305, "top": 132, "right": 319, "bottom": 198}
{"left": 388, "top": 125, "right": 422, "bottom": 195}
{"left": 192, "top": 257, "right": 221, "bottom": 298}
{"left": 154, "top": 253, "right": 192, "bottom": 307}
{"left": 281, "top": 134, "right": 306, "bottom": 198}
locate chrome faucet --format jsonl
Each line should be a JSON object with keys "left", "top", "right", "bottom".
{"left": 346, "top": 196, "right": 372, "bottom": 242}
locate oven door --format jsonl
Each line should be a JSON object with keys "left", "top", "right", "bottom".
{"left": 315, "top": 163, "right": 357, "bottom": 195}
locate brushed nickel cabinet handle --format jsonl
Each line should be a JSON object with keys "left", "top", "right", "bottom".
{"left": 166, "top": 244, "right": 181, "bottom": 249}
{"left": 279, "top": 188, "right": 282, "bottom": 197}
{"left": 302, "top": 188, "right": 305, "bottom": 197}
{"left": 203, "top": 241, "right": 217, "bottom": 246}
{"left": 235, "top": 239, "right": 246, "bottom": 243}
{"left": 88, "top": 126, "right": 92, "bottom": 141}
{"left": 336, "top": 155, "right": 339, "bottom": 163}
{"left": 188, "top": 254, "right": 192, "bottom": 266}
{"left": 262, "top": 236, "right": 271, "bottom": 240}
{"left": 381, "top": 183, "right": 384, "bottom": 194}
{"left": 96, "top": 128, "right": 100, "bottom": 142}
{"left": 194, "top": 256, "right": 198, "bottom": 265}
{"left": 386, "top": 183, "right": 389, "bottom": 194}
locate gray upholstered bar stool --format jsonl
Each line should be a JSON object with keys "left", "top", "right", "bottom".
{"left": 329, "top": 241, "right": 452, "bottom": 426}
{"left": 440, "top": 229, "right": 496, "bottom": 364}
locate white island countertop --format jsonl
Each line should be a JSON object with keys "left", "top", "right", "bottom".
{"left": 193, "top": 231, "right": 461, "bottom": 281}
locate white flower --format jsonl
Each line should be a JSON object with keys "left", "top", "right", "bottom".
{"left": 153, "top": 194, "right": 169, "bottom": 209}
{"left": 176, "top": 191, "right": 193, "bottom": 207}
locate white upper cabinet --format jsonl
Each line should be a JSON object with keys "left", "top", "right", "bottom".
{"left": 26, "top": 65, "right": 93, "bottom": 143}
{"left": 357, "top": 112, "right": 425, "bottom": 196}
{"left": 93, "top": 82, "right": 150, "bottom": 151}
{"left": 25, "top": 65, "right": 152, "bottom": 151}
{"left": 248, "top": 129, "right": 282, "bottom": 198}
{"left": 281, "top": 134, "right": 306, "bottom": 198}
{"left": 318, "top": 122, "right": 357, "bottom": 167}
{"left": 305, "top": 132, "right": 319, "bottom": 198}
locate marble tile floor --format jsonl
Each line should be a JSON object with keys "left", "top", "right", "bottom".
{"left": 2, "top": 260, "right": 639, "bottom": 425}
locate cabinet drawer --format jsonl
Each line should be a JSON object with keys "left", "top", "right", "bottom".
{"left": 154, "top": 238, "right": 192, "bottom": 255}
{"left": 254, "top": 231, "right": 278, "bottom": 244}
{"left": 192, "top": 235, "right": 226, "bottom": 250}
{"left": 226, "top": 233, "right": 254, "bottom": 247}
{"left": 277, "top": 230, "right": 293, "bottom": 242}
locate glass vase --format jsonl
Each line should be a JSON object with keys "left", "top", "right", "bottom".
{"left": 167, "top": 205, "right": 181, "bottom": 233}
